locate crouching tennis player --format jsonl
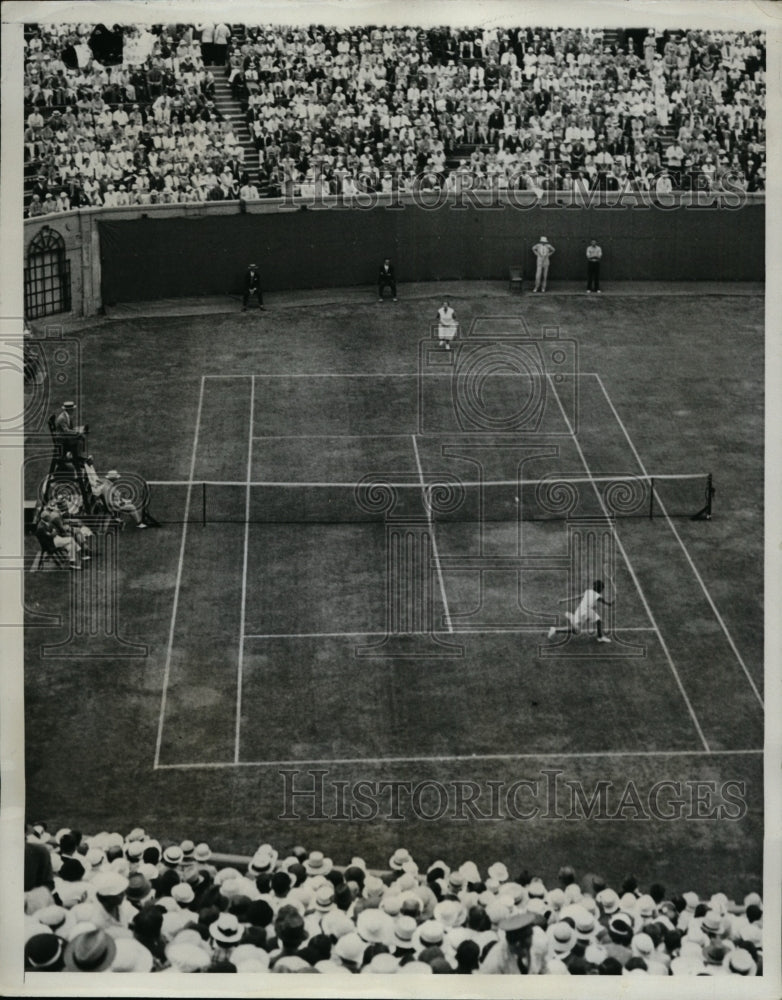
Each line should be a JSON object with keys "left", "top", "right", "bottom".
{"left": 548, "top": 579, "right": 613, "bottom": 643}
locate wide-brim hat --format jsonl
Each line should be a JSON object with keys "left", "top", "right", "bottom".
{"left": 125, "top": 873, "right": 152, "bottom": 903}
{"left": 125, "top": 840, "right": 144, "bottom": 861}
{"left": 111, "top": 937, "right": 154, "bottom": 972}
{"left": 91, "top": 871, "right": 128, "bottom": 898}
{"left": 209, "top": 913, "right": 243, "bottom": 945}
{"left": 412, "top": 919, "right": 445, "bottom": 950}
{"left": 314, "top": 886, "right": 335, "bottom": 912}
{"left": 321, "top": 910, "right": 354, "bottom": 941}
{"left": 63, "top": 929, "right": 117, "bottom": 971}
{"left": 433, "top": 899, "right": 466, "bottom": 929}
{"left": 550, "top": 921, "right": 576, "bottom": 954}
{"left": 25, "top": 933, "right": 66, "bottom": 971}
{"left": 363, "top": 953, "right": 400, "bottom": 974}
{"left": 636, "top": 894, "right": 656, "bottom": 919}
{"left": 333, "top": 932, "right": 366, "bottom": 965}
{"left": 724, "top": 948, "right": 757, "bottom": 975}
{"left": 35, "top": 905, "right": 67, "bottom": 930}
{"left": 248, "top": 843, "right": 278, "bottom": 875}
{"left": 459, "top": 861, "right": 480, "bottom": 884}
{"left": 165, "top": 940, "right": 211, "bottom": 973}
{"left": 357, "top": 908, "right": 394, "bottom": 945}
{"left": 389, "top": 847, "right": 413, "bottom": 870}
{"left": 193, "top": 842, "right": 212, "bottom": 862}
{"left": 487, "top": 862, "right": 508, "bottom": 883}
{"left": 180, "top": 839, "right": 195, "bottom": 860}
{"left": 171, "top": 883, "right": 195, "bottom": 906}
{"left": 597, "top": 888, "right": 620, "bottom": 914}
{"left": 700, "top": 910, "right": 724, "bottom": 935}
{"left": 304, "top": 851, "right": 333, "bottom": 876}
{"left": 393, "top": 915, "right": 417, "bottom": 947}
{"left": 379, "top": 893, "right": 402, "bottom": 917}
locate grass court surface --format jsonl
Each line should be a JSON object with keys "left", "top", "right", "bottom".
{"left": 24, "top": 286, "right": 763, "bottom": 897}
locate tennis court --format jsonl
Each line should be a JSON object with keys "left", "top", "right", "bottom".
{"left": 24, "top": 287, "right": 764, "bottom": 894}
{"left": 147, "top": 351, "right": 761, "bottom": 768}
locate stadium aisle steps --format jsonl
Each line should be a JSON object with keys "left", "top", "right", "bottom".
{"left": 211, "top": 76, "right": 260, "bottom": 177}
{"left": 445, "top": 142, "right": 490, "bottom": 170}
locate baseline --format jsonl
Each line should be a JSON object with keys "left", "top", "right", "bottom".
{"left": 154, "top": 747, "right": 763, "bottom": 771}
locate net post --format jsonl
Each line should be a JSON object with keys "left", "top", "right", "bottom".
{"left": 202, "top": 481, "right": 206, "bottom": 526}
{"left": 649, "top": 477, "right": 655, "bottom": 519}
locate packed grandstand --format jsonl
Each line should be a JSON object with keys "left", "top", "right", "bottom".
{"left": 23, "top": 23, "right": 765, "bottom": 214}
{"left": 24, "top": 825, "right": 763, "bottom": 975}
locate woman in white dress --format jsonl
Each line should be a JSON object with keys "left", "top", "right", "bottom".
{"left": 437, "top": 299, "right": 459, "bottom": 350}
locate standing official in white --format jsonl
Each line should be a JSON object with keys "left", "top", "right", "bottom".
{"left": 532, "top": 236, "right": 555, "bottom": 292}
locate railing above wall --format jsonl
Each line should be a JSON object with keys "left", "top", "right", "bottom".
{"left": 24, "top": 189, "right": 765, "bottom": 226}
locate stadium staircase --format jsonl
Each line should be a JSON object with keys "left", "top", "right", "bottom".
{"left": 445, "top": 143, "right": 490, "bottom": 171}
{"left": 207, "top": 26, "right": 260, "bottom": 180}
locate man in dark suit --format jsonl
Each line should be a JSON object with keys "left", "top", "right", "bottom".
{"left": 242, "top": 263, "right": 265, "bottom": 311}
{"left": 378, "top": 258, "right": 397, "bottom": 301}
{"left": 54, "top": 401, "right": 88, "bottom": 459}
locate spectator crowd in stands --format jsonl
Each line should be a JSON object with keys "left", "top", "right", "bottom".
{"left": 24, "top": 822, "right": 763, "bottom": 975}
{"left": 23, "top": 23, "right": 765, "bottom": 216}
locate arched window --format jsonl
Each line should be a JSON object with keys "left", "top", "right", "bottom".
{"left": 24, "top": 226, "right": 71, "bottom": 319}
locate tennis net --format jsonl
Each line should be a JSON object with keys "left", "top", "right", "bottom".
{"left": 144, "top": 473, "right": 714, "bottom": 525}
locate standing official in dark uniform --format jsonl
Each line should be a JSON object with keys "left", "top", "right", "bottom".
{"left": 242, "top": 263, "right": 265, "bottom": 310}
{"left": 378, "top": 258, "right": 397, "bottom": 301}
{"left": 586, "top": 240, "right": 603, "bottom": 293}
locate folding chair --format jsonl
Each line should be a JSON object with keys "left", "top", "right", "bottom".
{"left": 33, "top": 524, "right": 70, "bottom": 570}
{"left": 508, "top": 265, "right": 523, "bottom": 294}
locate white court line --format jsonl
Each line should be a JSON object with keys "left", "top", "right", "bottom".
{"left": 203, "top": 372, "right": 614, "bottom": 381}
{"left": 242, "top": 627, "right": 658, "bottom": 640}
{"left": 147, "top": 475, "right": 703, "bottom": 488}
{"left": 234, "top": 375, "right": 255, "bottom": 764}
{"left": 205, "top": 372, "right": 591, "bottom": 379}
{"left": 153, "top": 376, "right": 206, "bottom": 770}
{"left": 547, "top": 376, "right": 711, "bottom": 753}
{"left": 252, "top": 433, "right": 412, "bottom": 440}
{"left": 154, "top": 747, "right": 763, "bottom": 771}
{"left": 205, "top": 373, "right": 427, "bottom": 379}
{"left": 594, "top": 373, "right": 764, "bottom": 711}
{"left": 412, "top": 434, "right": 453, "bottom": 632}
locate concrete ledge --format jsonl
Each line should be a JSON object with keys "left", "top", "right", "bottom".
{"left": 99, "top": 280, "right": 764, "bottom": 323}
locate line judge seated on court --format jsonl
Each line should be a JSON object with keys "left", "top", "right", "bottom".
{"left": 242, "top": 263, "right": 265, "bottom": 311}
{"left": 378, "top": 258, "right": 397, "bottom": 302}
{"left": 92, "top": 470, "right": 148, "bottom": 528}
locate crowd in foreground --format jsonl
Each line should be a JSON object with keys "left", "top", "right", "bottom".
{"left": 24, "top": 823, "right": 763, "bottom": 975}
{"left": 24, "top": 22, "right": 765, "bottom": 214}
